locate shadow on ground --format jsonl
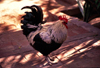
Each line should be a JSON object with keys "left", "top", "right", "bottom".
{"left": 0, "top": 0, "right": 100, "bottom": 68}
{"left": 0, "top": 29, "right": 100, "bottom": 68}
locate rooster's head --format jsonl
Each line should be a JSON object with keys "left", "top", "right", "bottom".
{"left": 58, "top": 15, "right": 68, "bottom": 29}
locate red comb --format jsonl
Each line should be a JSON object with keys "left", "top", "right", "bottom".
{"left": 58, "top": 15, "right": 68, "bottom": 23}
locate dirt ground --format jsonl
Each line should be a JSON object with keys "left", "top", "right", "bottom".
{"left": 0, "top": 0, "right": 100, "bottom": 68}
{"left": 0, "top": 0, "right": 78, "bottom": 32}
{"left": 0, "top": 0, "right": 99, "bottom": 32}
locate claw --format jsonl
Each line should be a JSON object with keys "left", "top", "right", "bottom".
{"left": 43, "top": 56, "right": 52, "bottom": 66}
{"left": 49, "top": 56, "right": 55, "bottom": 61}
{"left": 43, "top": 56, "right": 56, "bottom": 66}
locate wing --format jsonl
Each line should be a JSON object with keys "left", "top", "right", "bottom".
{"left": 30, "top": 32, "right": 61, "bottom": 56}
{"left": 27, "top": 30, "right": 52, "bottom": 45}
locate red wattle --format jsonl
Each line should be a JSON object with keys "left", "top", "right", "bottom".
{"left": 62, "top": 22, "right": 68, "bottom": 29}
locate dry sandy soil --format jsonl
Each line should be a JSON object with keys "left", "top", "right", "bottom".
{"left": 0, "top": 0, "right": 78, "bottom": 33}
{"left": 0, "top": 1, "right": 100, "bottom": 68}
{"left": 0, "top": 0, "right": 99, "bottom": 34}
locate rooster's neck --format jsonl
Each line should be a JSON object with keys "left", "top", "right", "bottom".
{"left": 62, "top": 22, "right": 68, "bottom": 29}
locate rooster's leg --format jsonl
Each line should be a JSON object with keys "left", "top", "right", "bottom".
{"left": 48, "top": 55, "right": 64, "bottom": 64}
{"left": 46, "top": 56, "right": 52, "bottom": 65}
{"left": 43, "top": 56, "right": 54, "bottom": 66}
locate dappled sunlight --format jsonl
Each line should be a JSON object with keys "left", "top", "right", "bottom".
{"left": 89, "top": 17, "right": 100, "bottom": 29}
{"left": 0, "top": 0, "right": 100, "bottom": 68}
{"left": 0, "top": 0, "right": 48, "bottom": 32}
{"left": 53, "top": 37, "right": 100, "bottom": 65}
{"left": 0, "top": 26, "right": 99, "bottom": 67}
{"left": 37, "top": 52, "right": 43, "bottom": 57}
{"left": 0, "top": 29, "right": 100, "bottom": 67}
{"left": 0, "top": 24, "right": 22, "bottom": 33}
{"left": 19, "top": 56, "right": 27, "bottom": 64}
{"left": 24, "top": 53, "right": 33, "bottom": 61}
{"left": 49, "top": 6, "right": 65, "bottom": 14}
{"left": 74, "top": 40, "right": 93, "bottom": 50}
{"left": 89, "top": 17, "right": 100, "bottom": 25}
{"left": 66, "top": 59, "right": 74, "bottom": 65}
{"left": 0, "top": 51, "right": 44, "bottom": 68}
{"left": 0, "top": 55, "right": 21, "bottom": 68}
{"left": 5, "top": 56, "right": 15, "bottom": 62}
{"left": 0, "top": 0, "right": 75, "bottom": 32}
{"left": 63, "top": 48, "right": 75, "bottom": 57}
{"left": 92, "top": 40, "right": 100, "bottom": 47}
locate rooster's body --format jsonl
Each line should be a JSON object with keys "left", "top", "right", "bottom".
{"left": 21, "top": 5, "right": 68, "bottom": 65}
{"left": 27, "top": 20, "right": 68, "bottom": 56}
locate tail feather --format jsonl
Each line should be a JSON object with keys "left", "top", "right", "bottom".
{"left": 21, "top": 5, "right": 43, "bottom": 25}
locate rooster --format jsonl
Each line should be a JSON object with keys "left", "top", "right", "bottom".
{"left": 21, "top": 5, "right": 68, "bottom": 65}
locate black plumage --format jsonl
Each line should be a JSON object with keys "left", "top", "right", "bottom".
{"left": 21, "top": 5, "right": 44, "bottom": 25}
{"left": 21, "top": 5, "right": 44, "bottom": 36}
{"left": 33, "top": 33, "right": 61, "bottom": 56}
